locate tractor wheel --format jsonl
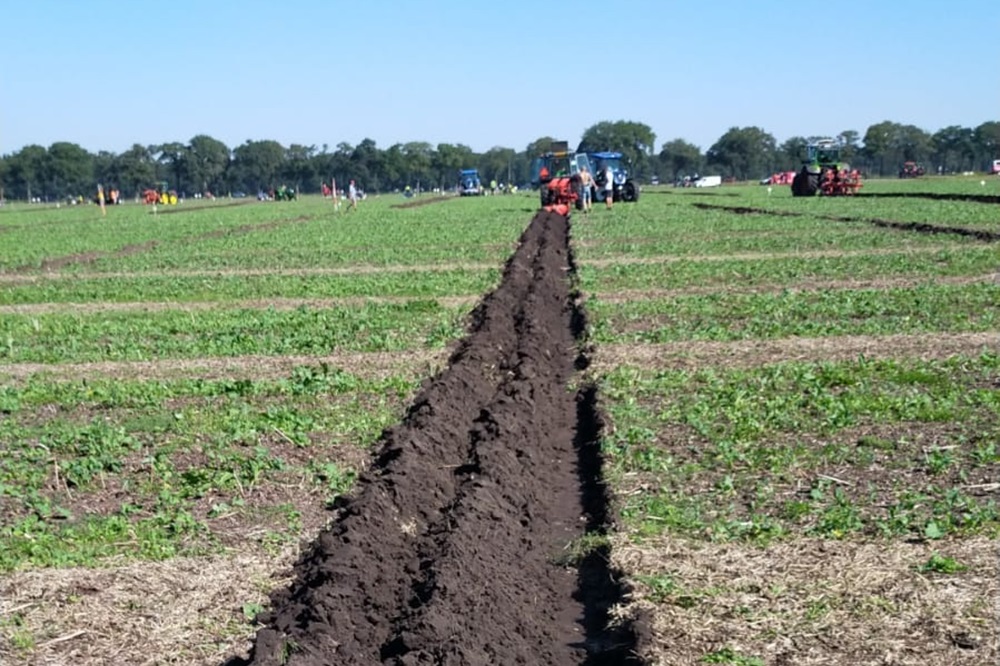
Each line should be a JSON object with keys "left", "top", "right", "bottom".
{"left": 622, "top": 180, "right": 639, "bottom": 202}
{"left": 791, "top": 169, "right": 818, "bottom": 197}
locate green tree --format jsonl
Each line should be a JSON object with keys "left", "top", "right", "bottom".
{"left": 932, "top": 125, "right": 975, "bottom": 173}
{"left": 6, "top": 144, "right": 47, "bottom": 199}
{"left": 230, "top": 140, "right": 286, "bottom": 192}
{"left": 706, "top": 126, "right": 777, "bottom": 180}
{"left": 185, "top": 135, "right": 230, "bottom": 194}
{"left": 281, "top": 144, "right": 317, "bottom": 191}
{"left": 657, "top": 139, "right": 703, "bottom": 182}
{"left": 155, "top": 142, "right": 187, "bottom": 191}
{"left": 401, "top": 141, "right": 434, "bottom": 189}
{"left": 46, "top": 142, "right": 94, "bottom": 198}
{"left": 578, "top": 120, "right": 657, "bottom": 177}
{"left": 973, "top": 121, "right": 1000, "bottom": 168}
{"left": 861, "top": 121, "right": 900, "bottom": 176}
{"left": 117, "top": 144, "right": 158, "bottom": 197}
{"left": 478, "top": 146, "right": 517, "bottom": 186}
{"left": 837, "top": 130, "right": 861, "bottom": 164}
{"left": 432, "top": 143, "right": 474, "bottom": 190}
{"left": 778, "top": 136, "right": 808, "bottom": 170}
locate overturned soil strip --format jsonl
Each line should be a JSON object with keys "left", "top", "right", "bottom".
{"left": 587, "top": 273, "right": 999, "bottom": 303}
{"left": 857, "top": 191, "right": 1000, "bottom": 205}
{"left": 0, "top": 295, "right": 481, "bottom": 316}
{"left": 230, "top": 211, "right": 641, "bottom": 665}
{"left": 390, "top": 195, "right": 453, "bottom": 209}
{"left": 0, "top": 349, "right": 451, "bottom": 384}
{"left": 592, "top": 331, "right": 1000, "bottom": 372}
{"left": 154, "top": 198, "right": 258, "bottom": 214}
{"left": 691, "top": 202, "right": 1000, "bottom": 242}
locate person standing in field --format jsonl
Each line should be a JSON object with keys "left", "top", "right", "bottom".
{"left": 603, "top": 165, "right": 614, "bottom": 209}
{"left": 97, "top": 183, "right": 106, "bottom": 216}
{"left": 348, "top": 179, "right": 358, "bottom": 211}
{"left": 578, "top": 166, "right": 594, "bottom": 213}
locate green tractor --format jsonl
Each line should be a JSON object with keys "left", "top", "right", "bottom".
{"left": 791, "top": 139, "right": 862, "bottom": 196}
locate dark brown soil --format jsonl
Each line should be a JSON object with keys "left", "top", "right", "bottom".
{"left": 691, "top": 202, "right": 1000, "bottom": 242}
{"left": 228, "top": 211, "right": 642, "bottom": 665}
{"left": 32, "top": 240, "right": 160, "bottom": 272}
{"left": 390, "top": 195, "right": 453, "bottom": 209}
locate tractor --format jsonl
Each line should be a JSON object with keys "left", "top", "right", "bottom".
{"left": 529, "top": 141, "right": 593, "bottom": 214}
{"left": 143, "top": 182, "right": 178, "bottom": 205}
{"left": 791, "top": 139, "right": 862, "bottom": 196}
{"left": 587, "top": 151, "right": 640, "bottom": 202}
{"left": 899, "top": 161, "right": 926, "bottom": 178}
{"left": 273, "top": 185, "right": 297, "bottom": 201}
{"left": 458, "top": 169, "right": 483, "bottom": 196}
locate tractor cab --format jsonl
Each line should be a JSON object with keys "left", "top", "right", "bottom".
{"left": 530, "top": 141, "right": 593, "bottom": 186}
{"left": 808, "top": 140, "right": 842, "bottom": 167}
{"left": 588, "top": 151, "right": 628, "bottom": 187}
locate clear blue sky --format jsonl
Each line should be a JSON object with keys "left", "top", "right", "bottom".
{"left": 2, "top": 0, "right": 997, "bottom": 155}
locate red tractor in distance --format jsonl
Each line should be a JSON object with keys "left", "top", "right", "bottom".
{"left": 899, "top": 161, "right": 926, "bottom": 178}
{"left": 529, "top": 141, "right": 594, "bottom": 215}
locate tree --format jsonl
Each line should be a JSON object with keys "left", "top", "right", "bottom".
{"left": 155, "top": 142, "right": 187, "bottom": 191}
{"left": 117, "top": 144, "right": 157, "bottom": 196}
{"left": 578, "top": 121, "right": 656, "bottom": 177}
{"left": 401, "top": 142, "right": 434, "bottom": 189}
{"left": 6, "top": 144, "right": 47, "bottom": 199}
{"left": 973, "top": 121, "right": 1000, "bottom": 168}
{"left": 657, "top": 139, "right": 703, "bottom": 182}
{"left": 706, "top": 127, "right": 777, "bottom": 180}
{"left": 432, "top": 143, "right": 474, "bottom": 189}
{"left": 837, "top": 130, "right": 861, "bottom": 164}
{"left": 932, "top": 125, "right": 975, "bottom": 173}
{"left": 230, "top": 140, "right": 286, "bottom": 192}
{"left": 778, "top": 136, "right": 808, "bottom": 170}
{"left": 861, "top": 121, "right": 900, "bottom": 176}
{"left": 46, "top": 142, "right": 93, "bottom": 198}
{"left": 185, "top": 135, "right": 230, "bottom": 195}
{"left": 478, "top": 146, "right": 517, "bottom": 185}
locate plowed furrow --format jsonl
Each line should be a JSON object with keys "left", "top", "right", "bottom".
{"left": 231, "top": 211, "right": 634, "bottom": 666}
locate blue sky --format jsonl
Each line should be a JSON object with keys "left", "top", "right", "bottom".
{"left": 2, "top": 0, "right": 997, "bottom": 155}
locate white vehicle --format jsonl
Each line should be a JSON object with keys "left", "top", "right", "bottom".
{"left": 694, "top": 175, "right": 722, "bottom": 188}
{"left": 990, "top": 159, "right": 1000, "bottom": 175}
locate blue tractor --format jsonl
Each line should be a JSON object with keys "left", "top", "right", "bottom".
{"left": 459, "top": 169, "right": 483, "bottom": 196}
{"left": 587, "top": 151, "right": 640, "bottom": 202}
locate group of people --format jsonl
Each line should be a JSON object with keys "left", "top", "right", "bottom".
{"left": 577, "top": 165, "right": 614, "bottom": 212}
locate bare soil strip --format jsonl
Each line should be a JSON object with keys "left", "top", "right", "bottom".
{"left": 587, "top": 273, "right": 998, "bottom": 303}
{"left": 0, "top": 245, "right": 967, "bottom": 285}
{"left": 389, "top": 195, "right": 454, "bottom": 209}
{"left": 616, "top": 534, "right": 998, "bottom": 666}
{"left": 6, "top": 213, "right": 317, "bottom": 275}
{"left": 7, "top": 273, "right": 996, "bottom": 318}
{"left": 0, "top": 295, "right": 481, "bottom": 316}
{"left": 691, "top": 202, "right": 1000, "bottom": 242}
{"left": 228, "top": 211, "right": 639, "bottom": 665}
{"left": 0, "top": 547, "right": 300, "bottom": 666}
{"left": 0, "top": 350, "right": 451, "bottom": 383}
{"left": 592, "top": 332, "right": 999, "bottom": 372}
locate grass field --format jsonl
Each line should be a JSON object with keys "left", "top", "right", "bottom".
{"left": 0, "top": 179, "right": 997, "bottom": 665}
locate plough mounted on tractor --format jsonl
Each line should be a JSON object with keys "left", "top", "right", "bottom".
{"left": 791, "top": 139, "right": 862, "bottom": 197}
{"left": 529, "top": 141, "right": 593, "bottom": 215}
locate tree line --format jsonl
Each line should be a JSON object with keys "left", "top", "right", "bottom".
{"left": 1, "top": 119, "right": 997, "bottom": 201}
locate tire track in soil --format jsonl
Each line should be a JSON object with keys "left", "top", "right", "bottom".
{"left": 228, "top": 210, "right": 643, "bottom": 666}
{"left": 691, "top": 202, "right": 1000, "bottom": 242}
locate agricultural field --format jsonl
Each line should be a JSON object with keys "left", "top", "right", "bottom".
{"left": 0, "top": 179, "right": 997, "bottom": 665}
